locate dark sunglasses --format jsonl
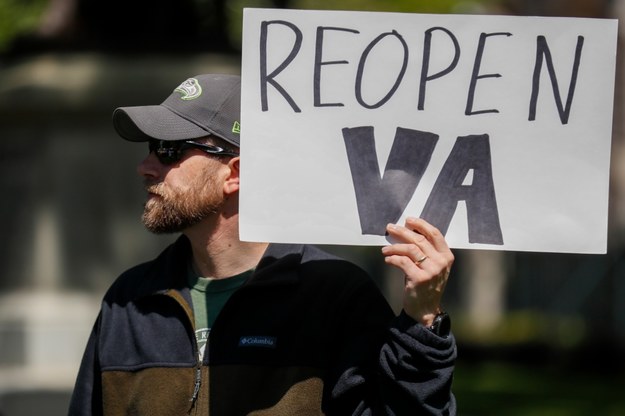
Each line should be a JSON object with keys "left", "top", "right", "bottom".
{"left": 148, "top": 139, "right": 239, "bottom": 165}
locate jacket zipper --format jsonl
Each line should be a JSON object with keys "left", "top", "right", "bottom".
{"left": 161, "top": 289, "right": 202, "bottom": 414}
{"left": 188, "top": 348, "right": 202, "bottom": 414}
{"left": 178, "top": 270, "right": 253, "bottom": 413}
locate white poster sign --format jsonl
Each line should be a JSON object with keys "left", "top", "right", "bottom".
{"left": 239, "top": 8, "right": 618, "bottom": 254}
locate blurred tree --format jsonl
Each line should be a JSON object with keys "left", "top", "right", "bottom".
{"left": 76, "top": 0, "right": 201, "bottom": 52}
{"left": 0, "top": 0, "right": 48, "bottom": 53}
{"left": 502, "top": 0, "right": 611, "bottom": 17}
{"left": 1, "top": 0, "right": 498, "bottom": 57}
{"left": 292, "top": 0, "right": 494, "bottom": 14}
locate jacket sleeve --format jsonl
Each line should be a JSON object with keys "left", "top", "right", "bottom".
{"left": 325, "top": 278, "right": 457, "bottom": 416}
{"left": 67, "top": 314, "right": 103, "bottom": 416}
{"left": 377, "top": 311, "right": 457, "bottom": 415}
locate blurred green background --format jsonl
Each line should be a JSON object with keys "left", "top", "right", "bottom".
{"left": 1, "top": 0, "right": 624, "bottom": 415}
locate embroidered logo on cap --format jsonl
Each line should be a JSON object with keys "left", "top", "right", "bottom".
{"left": 232, "top": 121, "right": 241, "bottom": 134}
{"left": 174, "top": 78, "right": 202, "bottom": 100}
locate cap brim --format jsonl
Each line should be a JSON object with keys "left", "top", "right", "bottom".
{"left": 113, "top": 105, "right": 211, "bottom": 142}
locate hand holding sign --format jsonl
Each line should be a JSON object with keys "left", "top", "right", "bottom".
{"left": 383, "top": 217, "right": 454, "bottom": 326}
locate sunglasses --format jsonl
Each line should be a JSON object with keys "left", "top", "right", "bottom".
{"left": 148, "top": 139, "right": 239, "bottom": 165}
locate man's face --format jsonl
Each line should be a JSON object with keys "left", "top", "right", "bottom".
{"left": 140, "top": 154, "right": 225, "bottom": 234}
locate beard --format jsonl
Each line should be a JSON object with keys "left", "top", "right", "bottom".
{"left": 141, "top": 169, "right": 224, "bottom": 234}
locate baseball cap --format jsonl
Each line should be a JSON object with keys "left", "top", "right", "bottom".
{"left": 112, "top": 74, "right": 241, "bottom": 147}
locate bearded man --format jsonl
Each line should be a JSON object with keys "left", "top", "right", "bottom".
{"left": 68, "top": 74, "right": 457, "bottom": 415}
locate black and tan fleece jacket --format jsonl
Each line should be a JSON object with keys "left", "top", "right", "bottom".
{"left": 68, "top": 236, "right": 456, "bottom": 415}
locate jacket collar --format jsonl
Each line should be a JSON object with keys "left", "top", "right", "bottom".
{"left": 134, "top": 235, "right": 192, "bottom": 298}
{"left": 249, "top": 243, "right": 306, "bottom": 286}
{"left": 136, "top": 236, "right": 306, "bottom": 297}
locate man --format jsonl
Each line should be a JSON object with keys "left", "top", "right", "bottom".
{"left": 69, "top": 74, "right": 457, "bottom": 415}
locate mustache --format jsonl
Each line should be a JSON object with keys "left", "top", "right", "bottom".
{"left": 144, "top": 181, "right": 166, "bottom": 196}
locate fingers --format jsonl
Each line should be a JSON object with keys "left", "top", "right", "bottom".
{"left": 382, "top": 217, "right": 454, "bottom": 325}
{"left": 402, "top": 217, "right": 449, "bottom": 253}
{"left": 395, "top": 217, "right": 449, "bottom": 251}
{"left": 382, "top": 243, "right": 430, "bottom": 273}
{"left": 384, "top": 217, "right": 453, "bottom": 265}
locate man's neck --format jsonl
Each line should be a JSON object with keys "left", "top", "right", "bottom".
{"left": 183, "top": 215, "right": 269, "bottom": 279}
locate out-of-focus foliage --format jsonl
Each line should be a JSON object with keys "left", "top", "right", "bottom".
{"left": 292, "top": 0, "right": 494, "bottom": 14}
{"left": 226, "top": 0, "right": 497, "bottom": 50}
{"left": 0, "top": 0, "right": 48, "bottom": 53}
{"left": 0, "top": 0, "right": 499, "bottom": 55}
{"left": 455, "top": 361, "right": 625, "bottom": 416}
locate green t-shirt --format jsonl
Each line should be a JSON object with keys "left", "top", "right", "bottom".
{"left": 188, "top": 264, "right": 251, "bottom": 361}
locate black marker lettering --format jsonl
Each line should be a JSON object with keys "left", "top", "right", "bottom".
{"left": 465, "top": 32, "right": 513, "bottom": 116}
{"left": 355, "top": 30, "right": 409, "bottom": 109}
{"left": 529, "top": 35, "right": 584, "bottom": 124}
{"left": 418, "top": 27, "right": 460, "bottom": 111}
{"left": 314, "top": 26, "right": 360, "bottom": 107}
{"left": 421, "top": 134, "right": 503, "bottom": 245}
{"left": 260, "top": 20, "right": 303, "bottom": 112}
{"left": 343, "top": 126, "right": 438, "bottom": 235}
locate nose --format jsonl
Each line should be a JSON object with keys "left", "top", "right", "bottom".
{"left": 137, "top": 151, "right": 161, "bottom": 179}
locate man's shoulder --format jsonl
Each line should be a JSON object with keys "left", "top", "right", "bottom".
{"left": 296, "top": 244, "right": 375, "bottom": 285}
{"left": 105, "top": 237, "right": 190, "bottom": 301}
{"left": 266, "top": 243, "right": 364, "bottom": 269}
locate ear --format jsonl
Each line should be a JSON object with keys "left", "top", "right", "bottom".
{"left": 223, "top": 157, "right": 240, "bottom": 195}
